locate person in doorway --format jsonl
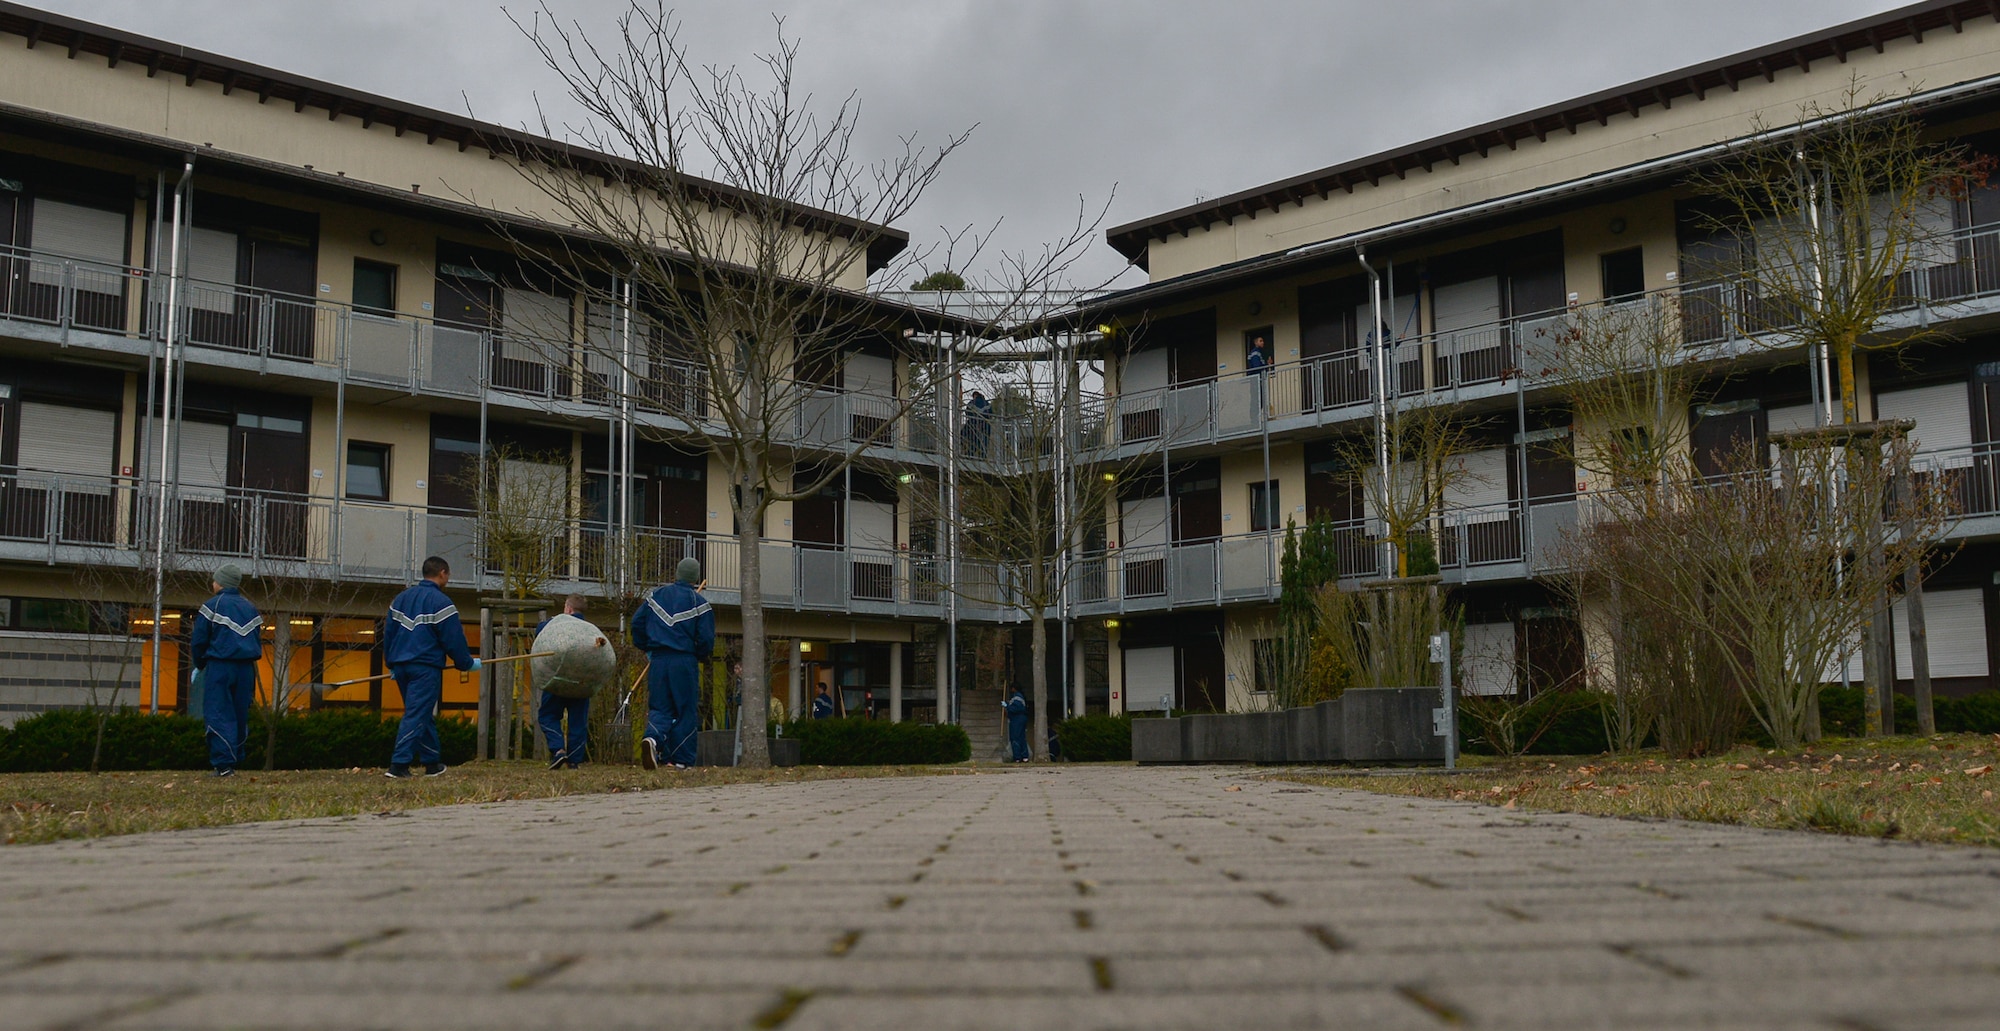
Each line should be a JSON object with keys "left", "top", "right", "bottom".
{"left": 536, "top": 594, "right": 592, "bottom": 770}
{"left": 383, "top": 556, "right": 479, "bottom": 779}
{"left": 1004, "top": 688, "right": 1030, "bottom": 762}
{"left": 1246, "top": 334, "right": 1269, "bottom": 374}
{"left": 632, "top": 557, "right": 715, "bottom": 770}
{"left": 190, "top": 564, "right": 262, "bottom": 778}
{"left": 962, "top": 389, "right": 991, "bottom": 457}
{"left": 811, "top": 684, "right": 835, "bottom": 720}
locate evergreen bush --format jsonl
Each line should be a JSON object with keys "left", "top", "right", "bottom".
{"left": 778, "top": 718, "right": 970, "bottom": 765}
{"left": 1055, "top": 713, "right": 1132, "bottom": 762}
{"left": 0, "top": 709, "right": 476, "bottom": 772}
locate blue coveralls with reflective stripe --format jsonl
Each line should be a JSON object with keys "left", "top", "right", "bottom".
{"left": 630, "top": 581, "right": 715, "bottom": 767}
{"left": 383, "top": 580, "right": 476, "bottom": 767}
{"left": 190, "top": 587, "right": 263, "bottom": 771}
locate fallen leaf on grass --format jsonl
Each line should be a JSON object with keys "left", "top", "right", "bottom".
{"left": 1502, "top": 798, "right": 1518, "bottom": 810}
{"left": 1963, "top": 765, "right": 1992, "bottom": 777}
{"left": 1225, "top": 785, "right": 1242, "bottom": 792}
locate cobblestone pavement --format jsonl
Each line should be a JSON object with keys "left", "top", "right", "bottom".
{"left": 4, "top": 766, "right": 2000, "bottom": 1030}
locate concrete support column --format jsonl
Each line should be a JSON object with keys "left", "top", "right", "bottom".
{"left": 788, "top": 639, "right": 802, "bottom": 721}
{"left": 1073, "top": 637, "right": 1087, "bottom": 717}
{"left": 934, "top": 631, "right": 950, "bottom": 724}
{"left": 1106, "top": 624, "right": 1124, "bottom": 716}
{"left": 889, "top": 641, "right": 904, "bottom": 723}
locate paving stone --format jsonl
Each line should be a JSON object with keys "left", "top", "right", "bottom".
{"left": 4, "top": 765, "right": 2000, "bottom": 1030}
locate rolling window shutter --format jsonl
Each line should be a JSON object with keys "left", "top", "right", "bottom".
{"left": 16, "top": 402, "right": 116, "bottom": 479}
{"left": 146, "top": 418, "right": 230, "bottom": 497}
{"left": 845, "top": 353, "right": 893, "bottom": 396}
{"left": 1123, "top": 349, "right": 1168, "bottom": 395}
{"left": 1461, "top": 622, "right": 1517, "bottom": 696}
{"left": 1875, "top": 383, "right": 1972, "bottom": 461}
{"left": 1431, "top": 277, "right": 1500, "bottom": 334}
{"left": 28, "top": 200, "right": 126, "bottom": 285}
{"left": 1892, "top": 589, "right": 1989, "bottom": 679}
{"left": 1123, "top": 647, "right": 1175, "bottom": 710}
{"left": 1444, "top": 447, "right": 1510, "bottom": 516}
{"left": 502, "top": 288, "right": 570, "bottom": 360}
{"left": 849, "top": 500, "right": 895, "bottom": 552}
{"left": 184, "top": 227, "right": 239, "bottom": 312}
{"left": 1121, "top": 497, "right": 1168, "bottom": 550}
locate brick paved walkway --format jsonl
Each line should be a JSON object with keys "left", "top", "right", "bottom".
{"left": 4, "top": 766, "right": 1999, "bottom": 1030}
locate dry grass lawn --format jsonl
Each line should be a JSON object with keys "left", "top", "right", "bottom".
{"left": 1, "top": 762, "right": 949, "bottom": 845}
{"left": 1280, "top": 733, "right": 2000, "bottom": 847}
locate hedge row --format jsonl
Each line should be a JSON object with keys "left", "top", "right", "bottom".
{"left": 0, "top": 709, "right": 476, "bottom": 772}
{"left": 1056, "top": 714, "right": 1133, "bottom": 762}
{"left": 777, "top": 717, "right": 970, "bottom": 765}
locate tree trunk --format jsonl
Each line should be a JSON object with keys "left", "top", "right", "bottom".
{"left": 1834, "top": 335, "right": 1859, "bottom": 425}
{"left": 1874, "top": 584, "right": 1896, "bottom": 737}
{"left": 265, "top": 611, "right": 291, "bottom": 771}
{"left": 1030, "top": 606, "right": 1048, "bottom": 762}
{"left": 736, "top": 468, "right": 771, "bottom": 768}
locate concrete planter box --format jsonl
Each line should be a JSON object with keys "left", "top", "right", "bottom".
{"left": 1131, "top": 717, "right": 1183, "bottom": 764}
{"left": 697, "top": 731, "right": 803, "bottom": 767}
{"left": 1315, "top": 699, "right": 1346, "bottom": 762}
{"left": 1283, "top": 706, "right": 1322, "bottom": 763}
{"left": 1249, "top": 711, "right": 1287, "bottom": 763}
{"left": 697, "top": 729, "right": 736, "bottom": 767}
{"left": 1183, "top": 714, "right": 1226, "bottom": 762}
{"left": 1340, "top": 687, "right": 1445, "bottom": 762}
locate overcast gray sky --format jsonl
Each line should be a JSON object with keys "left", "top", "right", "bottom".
{"left": 42, "top": 0, "right": 1904, "bottom": 287}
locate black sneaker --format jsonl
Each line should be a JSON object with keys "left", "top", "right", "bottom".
{"left": 423, "top": 763, "right": 448, "bottom": 778}
{"left": 641, "top": 737, "right": 659, "bottom": 771}
{"left": 547, "top": 750, "right": 568, "bottom": 771}
{"left": 212, "top": 767, "right": 235, "bottom": 779}
{"left": 384, "top": 764, "right": 413, "bottom": 779}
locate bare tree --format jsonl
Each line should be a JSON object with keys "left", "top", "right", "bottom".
{"left": 477, "top": 3, "right": 1109, "bottom": 766}
{"left": 1335, "top": 403, "right": 1488, "bottom": 580}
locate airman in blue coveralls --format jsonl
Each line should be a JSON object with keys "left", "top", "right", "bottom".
{"left": 536, "top": 594, "right": 591, "bottom": 770}
{"left": 631, "top": 557, "right": 714, "bottom": 770}
{"left": 383, "top": 556, "right": 479, "bottom": 778}
{"left": 1005, "top": 688, "right": 1030, "bottom": 763}
{"left": 190, "top": 564, "right": 262, "bottom": 778}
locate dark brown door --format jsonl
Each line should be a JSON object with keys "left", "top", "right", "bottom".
{"left": 238, "top": 424, "right": 309, "bottom": 559}
{"left": 1173, "top": 485, "right": 1221, "bottom": 542}
{"left": 650, "top": 475, "right": 706, "bottom": 532}
{"left": 1171, "top": 325, "right": 1216, "bottom": 385}
{"left": 248, "top": 238, "right": 316, "bottom": 359}
{"left": 1178, "top": 636, "right": 1225, "bottom": 713}
{"left": 0, "top": 192, "right": 21, "bottom": 316}
{"left": 792, "top": 494, "right": 840, "bottom": 546}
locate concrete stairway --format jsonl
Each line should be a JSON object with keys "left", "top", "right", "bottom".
{"left": 958, "top": 688, "right": 1009, "bottom": 762}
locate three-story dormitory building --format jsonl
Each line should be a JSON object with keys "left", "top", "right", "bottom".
{"left": 1070, "top": 0, "right": 2000, "bottom": 715}
{"left": 6, "top": 0, "right": 2000, "bottom": 729}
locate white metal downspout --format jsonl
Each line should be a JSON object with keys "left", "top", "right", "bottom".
{"left": 147, "top": 157, "right": 192, "bottom": 715}
{"left": 1357, "top": 246, "right": 1392, "bottom": 578}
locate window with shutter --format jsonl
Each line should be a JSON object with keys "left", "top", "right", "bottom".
{"left": 28, "top": 200, "right": 126, "bottom": 285}
{"left": 16, "top": 402, "right": 116, "bottom": 486}
{"left": 1875, "top": 383, "right": 1973, "bottom": 466}
{"left": 1122, "top": 646, "right": 1175, "bottom": 710}
{"left": 145, "top": 418, "right": 230, "bottom": 498}
{"left": 1892, "top": 589, "right": 1989, "bottom": 679}
{"left": 184, "top": 227, "right": 239, "bottom": 312}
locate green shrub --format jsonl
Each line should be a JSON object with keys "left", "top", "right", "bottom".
{"left": 777, "top": 718, "right": 970, "bottom": 765}
{"left": 0, "top": 708, "right": 475, "bottom": 772}
{"left": 1458, "top": 692, "right": 1612, "bottom": 756}
{"left": 1056, "top": 713, "right": 1132, "bottom": 762}
{"left": 1815, "top": 686, "right": 2000, "bottom": 737}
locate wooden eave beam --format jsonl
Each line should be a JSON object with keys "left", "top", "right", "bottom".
{"left": 146, "top": 52, "right": 161, "bottom": 78}
{"left": 257, "top": 80, "right": 272, "bottom": 104}
{"left": 294, "top": 91, "right": 309, "bottom": 114}
{"left": 65, "top": 34, "right": 78, "bottom": 59}
{"left": 1908, "top": 18, "right": 1924, "bottom": 44}
{"left": 1792, "top": 48, "right": 1811, "bottom": 73}
{"left": 1689, "top": 75, "right": 1707, "bottom": 100}
{"left": 1758, "top": 59, "right": 1775, "bottom": 83}
{"left": 1867, "top": 27, "right": 1884, "bottom": 52}
{"left": 106, "top": 42, "right": 121, "bottom": 68}
{"left": 184, "top": 60, "right": 201, "bottom": 87}
{"left": 222, "top": 70, "right": 239, "bottom": 95}
{"left": 23, "top": 22, "right": 40, "bottom": 49}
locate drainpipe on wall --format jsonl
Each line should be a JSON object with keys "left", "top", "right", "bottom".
{"left": 1357, "top": 247, "right": 1393, "bottom": 579}
{"left": 147, "top": 157, "right": 193, "bottom": 716}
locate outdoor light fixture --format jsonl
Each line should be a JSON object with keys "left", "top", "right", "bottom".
{"left": 897, "top": 472, "right": 914, "bottom": 484}
{"left": 799, "top": 642, "right": 812, "bottom": 653}
{"left": 1105, "top": 619, "right": 1120, "bottom": 629}
{"left": 1102, "top": 472, "right": 1116, "bottom": 482}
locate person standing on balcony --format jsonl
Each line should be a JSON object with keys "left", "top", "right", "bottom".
{"left": 1246, "top": 334, "right": 1269, "bottom": 374}
{"left": 190, "top": 564, "right": 262, "bottom": 778}
{"left": 1004, "top": 687, "right": 1030, "bottom": 763}
{"left": 383, "top": 556, "right": 479, "bottom": 779}
{"left": 632, "top": 557, "right": 714, "bottom": 770}
{"left": 963, "top": 390, "right": 991, "bottom": 457}
{"left": 535, "top": 594, "right": 592, "bottom": 770}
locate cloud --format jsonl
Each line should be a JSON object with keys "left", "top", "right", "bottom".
{"left": 36, "top": 0, "right": 1900, "bottom": 287}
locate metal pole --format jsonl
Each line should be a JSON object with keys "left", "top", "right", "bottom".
{"left": 946, "top": 330, "right": 960, "bottom": 725}
{"left": 147, "top": 158, "right": 192, "bottom": 715}
{"left": 1357, "top": 247, "right": 1391, "bottom": 579}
